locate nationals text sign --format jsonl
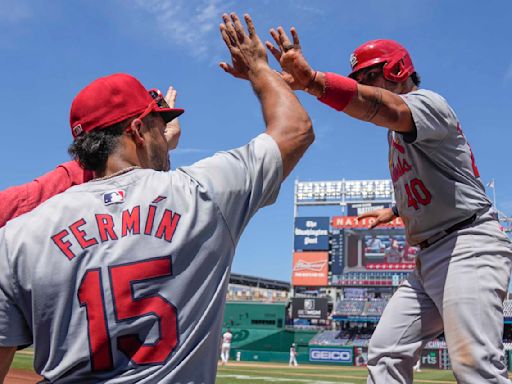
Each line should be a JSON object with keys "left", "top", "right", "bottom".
{"left": 331, "top": 216, "right": 404, "bottom": 229}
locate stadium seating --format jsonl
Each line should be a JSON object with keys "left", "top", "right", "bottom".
{"left": 226, "top": 283, "right": 288, "bottom": 303}
{"left": 363, "top": 300, "right": 388, "bottom": 316}
{"left": 309, "top": 330, "right": 347, "bottom": 346}
{"left": 333, "top": 300, "right": 366, "bottom": 316}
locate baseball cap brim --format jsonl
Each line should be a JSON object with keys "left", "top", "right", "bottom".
{"left": 155, "top": 107, "right": 185, "bottom": 124}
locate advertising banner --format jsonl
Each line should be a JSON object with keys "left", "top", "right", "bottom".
{"left": 292, "top": 298, "right": 328, "bottom": 320}
{"left": 309, "top": 347, "right": 353, "bottom": 365}
{"left": 294, "top": 217, "right": 330, "bottom": 251}
{"left": 292, "top": 252, "right": 329, "bottom": 286}
{"left": 331, "top": 216, "right": 404, "bottom": 229}
{"left": 419, "top": 349, "right": 442, "bottom": 369}
{"left": 347, "top": 203, "right": 391, "bottom": 216}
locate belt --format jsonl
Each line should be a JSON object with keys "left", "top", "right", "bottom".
{"left": 418, "top": 214, "right": 477, "bottom": 250}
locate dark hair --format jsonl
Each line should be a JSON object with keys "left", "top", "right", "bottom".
{"left": 68, "top": 120, "right": 128, "bottom": 172}
{"left": 411, "top": 72, "right": 421, "bottom": 86}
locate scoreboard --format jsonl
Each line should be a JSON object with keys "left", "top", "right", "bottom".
{"left": 293, "top": 179, "right": 416, "bottom": 287}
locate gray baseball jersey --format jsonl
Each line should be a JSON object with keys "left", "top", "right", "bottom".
{"left": 0, "top": 133, "right": 282, "bottom": 383}
{"left": 389, "top": 89, "right": 491, "bottom": 245}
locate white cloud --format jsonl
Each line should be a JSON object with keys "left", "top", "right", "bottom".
{"left": 293, "top": 2, "right": 326, "bottom": 16}
{"left": 172, "top": 148, "right": 210, "bottom": 155}
{"left": 132, "top": 0, "right": 232, "bottom": 60}
{"left": 0, "top": 0, "right": 31, "bottom": 23}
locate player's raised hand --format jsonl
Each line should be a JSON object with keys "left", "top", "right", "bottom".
{"left": 219, "top": 13, "right": 268, "bottom": 80}
{"left": 358, "top": 208, "right": 396, "bottom": 229}
{"left": 164, "top": 86, "right": 181, "bottom": 150}
{"left": 266, "top": 27, "right": 315, "bottom": 91}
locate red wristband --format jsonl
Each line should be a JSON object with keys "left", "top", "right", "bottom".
{"left": 318, "top": 72, "right": 358, "bottom": 111}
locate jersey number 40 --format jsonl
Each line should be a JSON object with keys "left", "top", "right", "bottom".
{"left": 78, "top": 256, "right": 177, "bottom": 371}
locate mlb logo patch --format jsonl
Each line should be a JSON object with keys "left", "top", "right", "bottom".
{"left": 103, "top": 190, "right": 125, "bottom": 205}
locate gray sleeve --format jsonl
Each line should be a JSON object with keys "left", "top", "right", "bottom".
{"left": 400, "top": 89, "right": 455, "bottom": 144}
{"left": 0, "top": 229, "right": 32, "bottom": 346}
{"left": 179, "top": 133, "right": 283, "bottom": 243}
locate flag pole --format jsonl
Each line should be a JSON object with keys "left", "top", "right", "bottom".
{"left": 490, "top": 178, "right": 498, "bottom": 219}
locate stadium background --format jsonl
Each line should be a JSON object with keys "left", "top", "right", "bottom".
{"left": 220, "top": 178, "right": 512, "bottom": 371}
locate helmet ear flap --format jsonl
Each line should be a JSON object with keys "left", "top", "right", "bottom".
{"left": 383, "top": 56, "right": 409, "bottom": 83}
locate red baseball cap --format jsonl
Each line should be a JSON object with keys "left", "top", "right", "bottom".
{"left": 70, "top": 73, "right": 184, "bottom": 138}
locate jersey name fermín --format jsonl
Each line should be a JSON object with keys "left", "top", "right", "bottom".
{"left": 51, "top": 202, "right": 182, "bottom": 261}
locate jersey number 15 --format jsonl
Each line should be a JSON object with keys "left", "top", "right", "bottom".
{"left": 78, "top": 257, "right": 178, "bottom": 371}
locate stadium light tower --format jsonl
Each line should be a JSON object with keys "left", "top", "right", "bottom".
{"left": 294, "top": 179, "right": 395, "bottom": 217}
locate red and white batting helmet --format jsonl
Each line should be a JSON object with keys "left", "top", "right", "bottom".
{"left": 348, "top": 39, "right": 415, "bottom": 83}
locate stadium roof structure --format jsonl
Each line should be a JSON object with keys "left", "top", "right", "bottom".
{"left": 294, "top": 179, "right": 394, "bottom": 215}
{"left": 229, "top": 272, "right": 290, "bottom": 291}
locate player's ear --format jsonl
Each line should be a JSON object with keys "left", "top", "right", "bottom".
{"left": 126, "top": 118, "right": 145, "bottom": 146}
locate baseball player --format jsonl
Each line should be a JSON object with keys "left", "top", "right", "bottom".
{"left": 0, "top": 13, "right": 313, "bottom": 383}
{"left": 383, "top": 236, "right": 401, "bottom": 264}
{"left": 289, "top": 343, "right": 298, "bottom": 367}
{"left": 366, "top": 234, "right": 384, "bottom": 253}
{"left": 264, "top": 28, "right": 512, "bottom": 383}
{"left": 413, "top": 356, "right": 421, "bottom": 373}
{"left": 220, "top": 328, "right": 233, "bottom": 366}
{"left": 0, "top": 86, "right": 181, "bottom": 229}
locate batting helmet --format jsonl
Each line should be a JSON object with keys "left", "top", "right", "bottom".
{"left": 348, "top": 39, "right": 415, "bottom": 83}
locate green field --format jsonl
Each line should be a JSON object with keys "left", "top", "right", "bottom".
{"left": 216, "top": 363, "right": 457, "bottom": 384}
{"left": 12, "top": 351, "right": 458, "bottom": 383}
{"left": 11, "top": 349, "right": 34, "bottom": 371}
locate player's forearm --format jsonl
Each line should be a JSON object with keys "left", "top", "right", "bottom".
{"left": 345, "top": 84, "right": 414, "bottom": 133}
{"left": 249, "top": 65, "right": 314, "bottom": 178}
{"left": 308, "top": 72, "right": 413, "bottom": 133}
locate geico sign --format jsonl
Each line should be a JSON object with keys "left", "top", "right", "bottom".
{"left": 310, "top": 349, "right": 352, "bottom": 362}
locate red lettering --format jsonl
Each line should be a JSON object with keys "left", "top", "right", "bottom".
{"left": 392, "top": 139, "right": 405, "bottom": 154}
{"left": 78, "top": 269, "right": 113, "bottom": 371}
{"left": 70, "top": 219, "right": 98, "bottom": 249}
{"left": 402, "top": 158, "right": 412, "bottom": 172}
{"left": 405, "top": 178, "right": 432, "bottom": 210}
{"left": 155, "top": 210, "right": 181, "bottom": 242}
{"left": 405, "top": 183, "right": 419, "bottom": 210}
{"left": 391, "top": 157, "right": 412, "bottom": 182}
{"left": 144, "top": 205, "right": 157, "bottom": 235}
{"left": 51, "top": 230, "right": 76, "bottom": 260}
{"left": 95, "top": 214, "right": 118, "bottom": 242}
{"left": 122, "top": 207, "right": 140, "bottom": 237}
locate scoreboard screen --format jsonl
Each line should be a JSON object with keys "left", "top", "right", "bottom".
{"left": 344, "top": 229, "right": 417, "bottom": 271}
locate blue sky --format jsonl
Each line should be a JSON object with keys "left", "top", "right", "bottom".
{"left": 1, "top": 0, "right": 511, "bottom": 281}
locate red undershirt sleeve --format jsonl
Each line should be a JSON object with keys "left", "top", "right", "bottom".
{"left": 0, "top": 161, "right": 93, "bottom": 228}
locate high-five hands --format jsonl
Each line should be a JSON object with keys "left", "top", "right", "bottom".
{"left": 219, "top": 13, "right": 269, "bottom": 80}
{"left": 220, "top": 18, "right": 319, "bottom": 96}
{"left": 265, "top": 27, "right": 316, "bottom": 91}
{"left": 164, "top": 86, "right": 181, "bottom": 150}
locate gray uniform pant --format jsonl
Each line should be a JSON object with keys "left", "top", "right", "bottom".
{"left": 367, "top": 214, "right": 512, "bottom": 383}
